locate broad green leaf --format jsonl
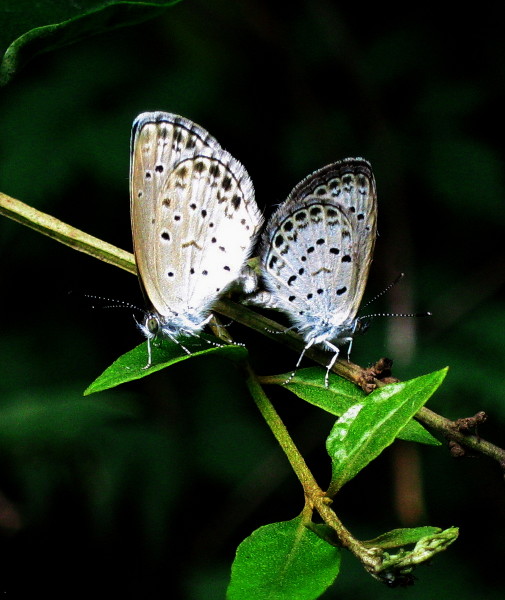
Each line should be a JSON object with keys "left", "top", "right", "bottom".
{"left": 227, "top": 517, "right": 341, "bottom": 600}
{"left": 283, "top": 367, "right": 440, "bottom": 446}
{"left": 327, "top": 368, "right": 447, "bottom": 492}
{"left": 84, "top": 337, "right": 247, "bottom": 395}
{"left": 0, "top": 0, "right": 181, "bottom": 86}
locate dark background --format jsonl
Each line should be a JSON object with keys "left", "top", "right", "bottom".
{"left": 0, "top": 2, "right": 504, "bottom": 598}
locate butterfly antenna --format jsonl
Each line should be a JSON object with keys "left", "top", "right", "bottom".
{"left": 83, "top": 294, "right": 144, "bottom": 313}
{"left": 360, "top": 311, "right": 432, "bottom": 320}
{"left": 360, "top": 272, "right": 405, "bottom": 312}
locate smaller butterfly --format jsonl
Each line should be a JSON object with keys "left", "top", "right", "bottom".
{"left": 254, "top": 158, "right": 377, "bottom": 386}
{"left": 130, "top": 112, "right": 263, "bottom": 365}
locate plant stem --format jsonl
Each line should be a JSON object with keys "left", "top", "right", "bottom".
{"left": 244, "top": 363, "right": 319, "bottom": 493}
{"left": 244, "top": 363, "right": 381, "bottom": 570}
{"left": 416, "top": 406, "right": 505, "bottom": 463}
{"left": 0, "top": 191, "right": 136, "bottom": 274}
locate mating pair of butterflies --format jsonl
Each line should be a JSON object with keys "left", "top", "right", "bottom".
{"left": 130, "top": 111, "right": 377, "bottom": 383}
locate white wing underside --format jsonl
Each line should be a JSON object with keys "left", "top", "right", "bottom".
{"left": 259, "top": 159, "right": 377, "bottom": 335}
{"left": 130, "top": 112, "right": 263, "bottom": 321}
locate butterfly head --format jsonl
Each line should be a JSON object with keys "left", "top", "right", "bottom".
{"left": 137, "top": 308, "right": 208, "bottom": 342}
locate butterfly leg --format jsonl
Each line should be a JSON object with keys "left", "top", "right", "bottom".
{"left": 144, "top": 335, "right": 154, "bottom": 369}
{"left": 344, "top": 335, "right": 354, "bottom": 360}
{"left": 197, "top": 314, "right": 227, "bottom": 347}
{"left": 283, "top": 337, "right": 316, "bottom": 385}
{"left": 323, "top": 341, "right": 340, "bottom": 388}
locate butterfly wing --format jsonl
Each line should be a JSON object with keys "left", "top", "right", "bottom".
{"left": 130, "top": 112, "right": 263, "bottom": 319}
{"left": 260, "top": 158, "right": 377, "bottom": 332}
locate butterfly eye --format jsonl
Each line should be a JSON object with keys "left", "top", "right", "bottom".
{"left": 146, "top": 316, "right": 160, "bottom": 335}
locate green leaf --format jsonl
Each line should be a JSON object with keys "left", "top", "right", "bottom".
{"left": 376, "top": 527, "right": 459, "bottom": 584}
{"left": 227, "top": 517, "right": 341, "bottom": 600}
{"left": 84, "top": 337, "right": 247, "bottom": 395}
{"left": 0, "top": 0, "right": 181, "bottom": 86}
{"left": 362, "top": 526, "right": 443, "bottom": 549}
{"left": 327, "top": 368, "right": 448, "bottom": 492}
{"left": 283, "top": 367, "right": 440, "bottom": 446}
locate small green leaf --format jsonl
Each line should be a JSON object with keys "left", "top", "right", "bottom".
{"left": 376, "top": 527, "right": 459, "bottom": 584}
{"left": 0, "top": 0, "right": 181, "bottom": 85}
{"left": 227, "top": 517, "right": 341, "bottom": 600}
{"left": 327, "top": 368, "right": 448, "bottom": 492}
{"left": 283, "top": 367, "right": 440, "bottom": 446}
{"left": 84, "top": 337, "right": 247, "bottom": 395}
{"left": 362, "top": 526, "right": 443, "bottom": 549}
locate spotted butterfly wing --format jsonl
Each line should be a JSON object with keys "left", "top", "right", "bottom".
{"left": 130, "top": 112, "right": 263, "bottom": 342}
{"left": 259, "top": 158, "right": 377, "bottom": 347}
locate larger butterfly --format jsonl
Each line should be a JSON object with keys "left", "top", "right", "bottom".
{"left": 257, "top": 158, "right": 377, "bottom": 386}
{"left": 130, "top": 112, "right": 263, "bottom": 364}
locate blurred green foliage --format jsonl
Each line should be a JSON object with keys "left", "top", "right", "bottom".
{"left": 0, "top": 1, "right": 504, "bottom": 598}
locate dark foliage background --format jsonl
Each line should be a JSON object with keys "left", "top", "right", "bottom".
{"left": 0, "top": 1, "right": 504, "bottom": 598}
